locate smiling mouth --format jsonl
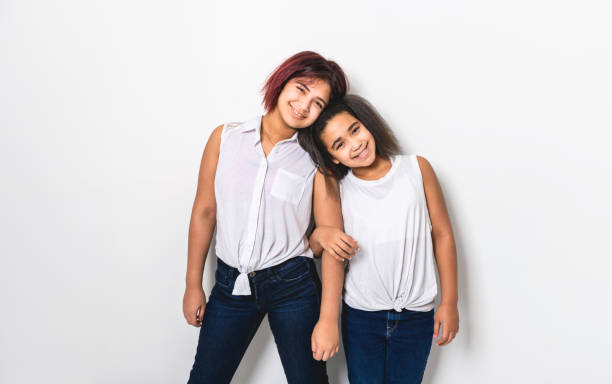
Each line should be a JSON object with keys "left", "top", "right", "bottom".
{"left": 290, "top": 103, "right": 307, "bottom": 119}
{"left": 352, "top": 142, "right": 369, "bottom": 159}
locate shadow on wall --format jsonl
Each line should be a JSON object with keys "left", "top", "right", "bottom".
{"left": 423, "top": 178, "right": 472, "bottom": 384}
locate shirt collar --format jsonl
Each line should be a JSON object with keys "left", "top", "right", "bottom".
{"left": 241, "top": 115, "right": 299, "bottom": 146}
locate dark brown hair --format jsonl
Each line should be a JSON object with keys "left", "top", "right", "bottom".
{"left": 298, "top": 94, "right": 402, "bottom": 179}
{"left": 261, "top": 51, "right": 348, "bottom": 112}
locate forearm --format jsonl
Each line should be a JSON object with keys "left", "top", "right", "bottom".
{"left": 319, "top": 251, "right": 345, "bottom": 322}
{"left": 312, "top": 172, "right": 345, "bottom": 323}
{"left": 185, "top": 210, "right": 216, "bottom": 289}
{"left": 432, "top": 234, "right": 458, "bottom": 305}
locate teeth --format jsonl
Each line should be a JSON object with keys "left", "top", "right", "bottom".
{"left": 354, "top": 144, "right": 368, "bottom": 159}
{"left": 290, "top": 104, "right": 306, "bottom": 118}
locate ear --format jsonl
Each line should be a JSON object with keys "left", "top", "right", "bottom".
{"left": 332, "top": 158, "right": 340, "bottom": 165}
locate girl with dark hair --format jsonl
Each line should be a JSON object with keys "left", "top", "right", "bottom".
{"left": 303, "top": 95, "right": 460, "bottom": 383}
{"left": 183, "top": 51, "right": 353, "bottom": 384}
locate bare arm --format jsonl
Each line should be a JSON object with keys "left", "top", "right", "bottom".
{"left": 310, "top": 171, "right": 346, "bottom": 361}
{"left": 417, "top": 155, "right": 459, "bottom": 346}
{"left": 183, "top": 124, "right": 223, "bottom": 327}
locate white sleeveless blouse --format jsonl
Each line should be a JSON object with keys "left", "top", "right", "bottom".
{"left": 340, "top": 155, "right": 438, "bottom": 312}
{"left": 214, "top": 116, "right": 317, "bottom": 295}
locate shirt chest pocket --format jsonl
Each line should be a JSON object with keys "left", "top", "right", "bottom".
{"left": 270, "top": 168, "right": 307, "bottom": 205}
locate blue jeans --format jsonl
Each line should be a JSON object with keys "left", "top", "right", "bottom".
{"left": 341, "top": 302, "right": 434, "bottom": 384}
{"left": 187, "top": 256, "right": 328, "bottom": 384}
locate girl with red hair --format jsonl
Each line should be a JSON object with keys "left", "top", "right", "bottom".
{"left": 183, "top": 51, "right": 352, "bottom": 384}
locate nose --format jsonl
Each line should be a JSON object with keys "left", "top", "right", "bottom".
{"left": 294, "top": 101, "right": 309, "bottom": 115}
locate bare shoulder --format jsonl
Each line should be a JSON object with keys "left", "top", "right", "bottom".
{"left": 416, "top": 155, "right": 435, "bottom": 175}
{"left": 203, "top": 124, "right": 224, "bottom": 151}
{"left": 313, "top": 169, "right": 340, "bottom": 201}
{"left": 210, "top": 124, "right": 224, "bottom": 141}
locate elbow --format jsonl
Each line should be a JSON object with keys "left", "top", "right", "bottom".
{"left": 432, "top": 230, "right": 456, "bottom": 248}
{"left": 192, "top": 205, "right": 216, "bottom": 221}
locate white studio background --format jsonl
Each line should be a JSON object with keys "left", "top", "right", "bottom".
{"left": 1, "top": 1, "right": 611, "bottom": 383}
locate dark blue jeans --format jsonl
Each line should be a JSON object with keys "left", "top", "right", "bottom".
{"left": 187, "top": 256, "right": 328, "bottom": 384}
{"left": 341, "top": 302, "right": 434, "bottom": 384}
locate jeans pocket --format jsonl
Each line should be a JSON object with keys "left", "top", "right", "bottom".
{"left": 214, "top": 267, "right": 232, "bottom": 288}
{"left": 275, "top": 258, "right": 311, "bottom": 283}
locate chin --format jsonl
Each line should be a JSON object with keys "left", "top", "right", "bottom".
{"left": 355, "top": 157, "right": 375, "bottom": 168}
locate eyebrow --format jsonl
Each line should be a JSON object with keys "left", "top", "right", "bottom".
{"left": 331, "top": 122, "right": 359, "bottom": 149}
{"left": 297, "top": 81, "right": 328, "bottom": 107}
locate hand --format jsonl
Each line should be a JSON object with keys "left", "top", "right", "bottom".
{"left": 183, "top": 286, "right": 206, "bottom": 327}
{"left": 311, "top": 319, "right": 340, "bottom": 361}
{"left": 433, "top": 303, "right": 459, "bottom": 346}
{"left": 312, "top": 226, "right": 358, "bottom": 262}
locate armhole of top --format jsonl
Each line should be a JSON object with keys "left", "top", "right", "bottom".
{"left": 218, "top": 123, "right": 228, "bottom": 152}
{"left": 219, "top": 121, "right": 244, "bottom": 152}
{"left": 413, "top": 154, "right": 433, "bottom": 232}
{"left": 412, "top": 154, "right": 425, "bottom": 188}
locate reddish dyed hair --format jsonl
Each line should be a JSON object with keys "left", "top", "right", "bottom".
{"left": 262, "top": 51, "right": 348, "bottom": 112}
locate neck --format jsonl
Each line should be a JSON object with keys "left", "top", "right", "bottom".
{"left": 261, "top": 109, "right": 297, "bottom": 145}
{"left": 352, "top": 155, "right": 393, "bottom": 180}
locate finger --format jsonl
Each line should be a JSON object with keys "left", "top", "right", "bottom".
{"left": 329, "top": 246, "right": 343, "bottom": 259}
{"left": 438, "top": 325, "right": 451, "bottom": 346}
{"left": 440, "top": 333, "right": 454, "bottom": 346}
{"left": 322, "top": 350, "right": 330, "bottom": 362}
{"left": 313, "top": 349, "right": 324, "bottom": 361}
{"left": 323, "top": 249, "right": 345, "bottom": 263}
{"left": 185, "top": 309, "right": 195, "bottom": 325}
{"left": 336, "top": 241, "right": 355, "bottom": 256}
{"left": 329, "top": 348, "right": 337, "bottom": 359}
{"left": 341, "top": 234, "right": 359, "bottom": 250}
{"left": 433, "top": 319, "right": 440, "bottom": 339}
{"left": 335, "top": 346, "right": 339, "bottom": 353}
{"left": 332, "top": 245, "right": 351, "bottom": 260}
{"left": 190, "top": 311, "right": 200, "bottom": 327}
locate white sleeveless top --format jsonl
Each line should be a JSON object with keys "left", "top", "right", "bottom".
{"left": 340, "top": 155, "right": 438, "bottom": 312}
{"left": 214, "top": 116, "right": 317, "bottom": 295}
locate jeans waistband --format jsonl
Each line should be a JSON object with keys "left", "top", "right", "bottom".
{"left": 343, "top": 301, "right": 434, "bottom": 320}
{"left": 217, "top": 256, "right": 314, "bottom": 284}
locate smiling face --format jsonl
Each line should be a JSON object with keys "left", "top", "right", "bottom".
{"left": 276, "top": 77, "right": 332, "bottom": 129}
{"left": 319, "top": 111, "right": 377, "bottom": 169}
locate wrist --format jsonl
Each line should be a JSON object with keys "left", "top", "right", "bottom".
{"left": 439, "top": 299, "right": 458, "bottom": 307}
{"left": 318, "top": 313, "right": 339, "bottom": 325}
{"left": 185, "top": 281, "right": 203, "bottom": 291}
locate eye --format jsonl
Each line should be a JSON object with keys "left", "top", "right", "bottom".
{"left": 296, "top": 86, "right": 305, "bottom": 94}
{"left": 336, "top": 142, "right": 344, "bottom": 150}
{"left": 351, "top": 126, "right": 360, "bottom": 134}
{"left": 315, "top": 101, "right": 323, "bottom": 109}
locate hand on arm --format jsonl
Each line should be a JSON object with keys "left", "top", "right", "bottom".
{"left": 183, "top": 124, "right": 223, "bottom": 328}
{"left": 310, "top": 172, "right": 346, "bottom": 361}
{"left": 309, "top": 225, "right": 358, "bottom": 261}
{"left": 417, "top": 156, "right": 459, "bottom": 346}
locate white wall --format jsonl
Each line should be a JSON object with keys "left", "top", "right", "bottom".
{"left": 1, "top": 1, "right": 611, "bottom": 383}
